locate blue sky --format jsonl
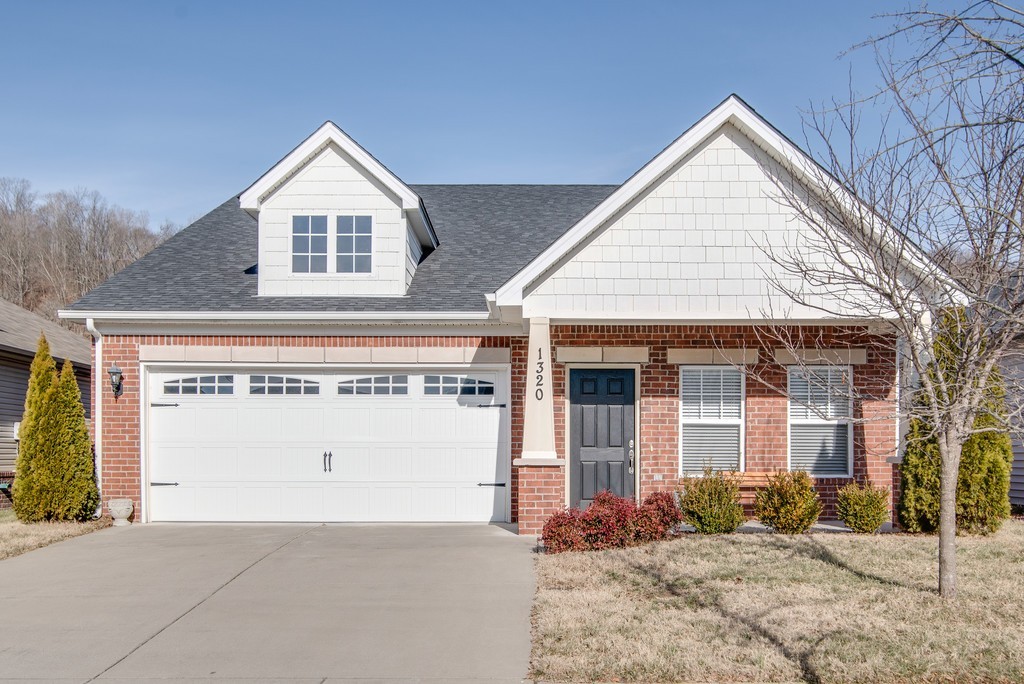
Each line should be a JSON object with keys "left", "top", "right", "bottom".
{"left": 0, "top": 1, "right": 886, "bottom": 228}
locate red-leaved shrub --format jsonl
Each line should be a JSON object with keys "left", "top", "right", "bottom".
{"left": 541, "top": 490, "right": 682, "bottom": 553}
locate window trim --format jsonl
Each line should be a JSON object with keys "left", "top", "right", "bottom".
{"left": 786, "top": 365, "right": 854, "bottom": 478}
{"left": 422, "top": 374, "right": 497, "bottom": 398}
{"left": 247, "top": 374, "right": 321, "bottom": 396}
{"left": 287, "top": 212, "right": 376, "bottom": 277}
{"left": 336, "top": 215, "right": 373, "bottom": 274}
{"left": 677, "top": 365, "right": 745, "bottom": 476}
{"left": 163, "top": 374, "right": 235, "bottom": 396}
{"left": 289, "top": 214, "right": 329, "bottom": 275}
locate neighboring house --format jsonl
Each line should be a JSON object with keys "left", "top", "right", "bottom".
{"left": 62, "top": 95, "right": 906, "bottom": 533}
{"left": 0, "top": 298, "right": 92, "bottom": 507}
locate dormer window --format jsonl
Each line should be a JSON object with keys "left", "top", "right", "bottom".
{"left": 337, "top": 215, "right": 372, "bottom": 274}
{"left": 291, "top": 215, "right": 328, "bottom": 273}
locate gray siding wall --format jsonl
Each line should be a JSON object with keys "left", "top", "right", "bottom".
{"left": 0, "top": 351, "right": 91, "bottom": 472}
{"left": 1013, "top": 436, "right": 1024, "bottom": 508}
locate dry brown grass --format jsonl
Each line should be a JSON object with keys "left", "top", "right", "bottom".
{"left": 0, "top": 509, "right": 110, "bottom": 561}
{"left": 533, "top": 520, "right": 1024, "bottom": 683}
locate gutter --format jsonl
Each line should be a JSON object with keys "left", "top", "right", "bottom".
{"left": 59, "top": 310, "right": 496, "bottom": 324}
{"left": 85, "top": 318, "right": 103, "bottom": 518}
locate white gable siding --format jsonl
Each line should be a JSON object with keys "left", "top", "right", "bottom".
{"left": 523, "top": 124, "right": 880, "bottom": 320}
{"left": 406, "top": 224, "right": 423, "bottom": 289}
{"left": 258, "top": 143, "right": 408, "bottom": 297}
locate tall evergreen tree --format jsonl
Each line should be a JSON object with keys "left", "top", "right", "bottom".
{"left": 12, "top": 335, "right": 58, "bottom": 521}
{"left": 34, "top": 360, "right": 99, "bottom": 520}
{"left": 899, "top": 312, "right": 1013, "bottom": 535}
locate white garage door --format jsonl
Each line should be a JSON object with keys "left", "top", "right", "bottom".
{"left": 146, "top": 369, "right": 509, "bottom": 522}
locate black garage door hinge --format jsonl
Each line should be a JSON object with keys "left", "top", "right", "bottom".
{"left": 150, "top": 402, "right": 180, "bottom": 407}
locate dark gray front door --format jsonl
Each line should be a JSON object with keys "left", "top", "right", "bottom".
{"left": 569, "top": 369, "right": 636, "bottom": 509}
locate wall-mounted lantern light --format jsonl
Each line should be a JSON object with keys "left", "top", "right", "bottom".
{"left": 108, "top": 364, "right": 123, "bottom": 397}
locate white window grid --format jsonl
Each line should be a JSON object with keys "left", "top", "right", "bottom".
{"left": 249, "top": 375, "right": 320, "bottom": 396}
{"left": 164, "top": 375, "right": 234, "bottom": 396}
{"left": 337, "top": 375, "right": 409, "bottom": 396}
{"left": 423, "top": 375, "right": 495, "bottom": 396}
{"left": 336, "top": 215, "right": 373, "bottom": 274}
{"left": 291, "top": 215, "right": 329, "bottom": 273}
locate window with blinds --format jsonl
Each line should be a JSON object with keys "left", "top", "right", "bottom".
{"left": 788, "top": 366, "right": 852, "bottom": 475}
{"left": 679, "top": 367, "right": 744, "bottom": 474}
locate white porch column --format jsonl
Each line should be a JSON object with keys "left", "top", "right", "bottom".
{"left": 521, "top": 316, "right": 558, "bottom": 460}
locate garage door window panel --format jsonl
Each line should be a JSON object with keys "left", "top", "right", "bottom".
{"left": 249, "top": 375, "right": 320, "bottom": 395}
{"left": 424, "top": 375, "right": 495, "bottom": 396}
{"left": 338, "top": 375, "right": 409, "bottom": 395}
{"left": 164, "top": 375, "right": 234, "bottom": 396}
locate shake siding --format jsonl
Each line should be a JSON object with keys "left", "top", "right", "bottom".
{"left": 406, "top": 225, "right": 423, "bottom": 289}
{"left": 258, "top": 142, "right": 409, "bottom": 297}
{"left": 523, "top": 123, "right": 881, "bottom": 319}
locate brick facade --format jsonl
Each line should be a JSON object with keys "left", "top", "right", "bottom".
{"left": 514, "top": 324, "right": 898, "bottom": 534}
{"left": 96, "top": 327, "right": 898, "bottom": 533}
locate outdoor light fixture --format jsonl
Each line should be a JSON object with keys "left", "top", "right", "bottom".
{"left": 108, "top": 363, "right": 123, "bottom": 397}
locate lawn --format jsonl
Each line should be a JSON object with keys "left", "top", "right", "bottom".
{"left": 0, "top": 509, "right": 110, "bottom": 561}
{"left": 532, "top": 520, "right": 1024, "bottom": 684}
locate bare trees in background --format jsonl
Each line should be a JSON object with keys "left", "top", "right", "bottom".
{"left": 0, "top": 177, "right": 175, "bottom": 323}
{"left": 767, "top": 1, "right": 1024, "bottom": 598}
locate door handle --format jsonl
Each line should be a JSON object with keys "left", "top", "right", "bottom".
{"left": 323, "top": 451, "right": 328, "bottom": 473}
{"left": 628, "top": 449, "right": 635, "bottom": 474}
{"left": 328, "top": 451, "right": 333, "bottom": 473}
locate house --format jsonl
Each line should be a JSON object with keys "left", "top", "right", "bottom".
{"left": 61, "top": 95, "right": 903, "bottom": 533}
{"left": 0, "top": 298, "right": 92, "bottom": 506}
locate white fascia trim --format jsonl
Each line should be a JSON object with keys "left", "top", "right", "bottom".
{"left": 493, "top": 94, "right": 959, "bottom": 306}
{"left": 59, "top": 310, "right": 494, "bottom": 324}
{"left": 238, "top": 121, "right": 438, "bottom": 248}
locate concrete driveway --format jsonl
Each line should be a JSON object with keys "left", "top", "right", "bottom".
{"left": 0, "top": 524, "right": 535, "bottom": 682}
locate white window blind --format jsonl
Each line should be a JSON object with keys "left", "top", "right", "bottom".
{"left": 788, "top": 366, "right": 852, "bottom": 475}
{"left": 679, "top": 367, "right": 743, "bottom": 473}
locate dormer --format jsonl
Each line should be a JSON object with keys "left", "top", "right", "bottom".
{"left": 240, "top": 122, "right": 437, "bottom": 297}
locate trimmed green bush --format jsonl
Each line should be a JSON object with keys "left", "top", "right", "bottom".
{"left": 12, "top": 335, "right": 59, "bottom": 522}
{"left": 754, "top": 471, "right": 822, "bottom": 534}
{"left": 12, "top": 339, "right": 98, "bottom": 522}
{"left": 836, "top": 482, "right": 889, "bottom": 533}
{"left": 677, "top": 468, "right": 745, "bottom": 534}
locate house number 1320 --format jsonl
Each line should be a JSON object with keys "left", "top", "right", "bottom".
{"left": 535, "top": 347, "right": 545, "bottom": 400}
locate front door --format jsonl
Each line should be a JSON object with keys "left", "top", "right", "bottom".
{"left": 569, "top": 369, "right": 636, "bottom": 509}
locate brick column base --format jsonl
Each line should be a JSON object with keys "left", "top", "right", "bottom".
{"left": 515, "top": 464, "right": 565, "bottom": 535}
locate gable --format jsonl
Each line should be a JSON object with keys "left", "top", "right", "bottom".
{"left": 257, "top": 143, "right": 412, "bottom": 297}
{"left": 521, "top": 123, "right": 888, "bottom": 320}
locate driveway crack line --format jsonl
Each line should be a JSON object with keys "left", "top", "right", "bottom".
{"left": 84, "top": 525, "right": 319, "bottom": 683}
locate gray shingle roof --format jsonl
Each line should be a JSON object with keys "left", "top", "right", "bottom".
{"left": 68, "top": 185, "right": 617, "bottom": 314}
{"left": 0, "top": 299, "right": 92, "bottom": 365}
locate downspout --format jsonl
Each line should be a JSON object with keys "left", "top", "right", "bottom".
{"left": 85, "top": 318, "right": 103, "bottom": 518}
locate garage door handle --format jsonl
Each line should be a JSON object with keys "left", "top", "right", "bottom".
{"left": 150, "top": 403, "right": 180, "bottom": 408}
{"left": 328, "top": 450, "right": 333, "bottom": 473}
{"left": 477, "top": 482, "right": 506, "bottom": 487}
{"left": 474, "top": 403, "right": 506, "bottom": 408}
{"left": 323, "top": 451, "right": 328, "bottom": 473}
{"left": 151, "top": 482, "right": 179, "bottom": 487}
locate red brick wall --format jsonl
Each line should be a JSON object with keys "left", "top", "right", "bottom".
{"left": 97, "top": 335, "right": 512, "bottom": 521}
{"left": 521, "top": 325, "right": 899, "bottom": 528}
{"left": 97, "top": 327, "right": 898, "bottom": 532}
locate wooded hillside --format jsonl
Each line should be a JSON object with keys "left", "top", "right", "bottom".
{"left": 0, "top": 177, "right": 175, "bottom": 324}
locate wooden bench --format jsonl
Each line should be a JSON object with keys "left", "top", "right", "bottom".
{"left": 677, "top": 471, "right": 778, "bottom": 504}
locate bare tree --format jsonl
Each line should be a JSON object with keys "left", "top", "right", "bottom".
{"left": 764, "top": 1, "right": 1024, "bottom": 598}
{"left": 0, "top": 179, "right": 175, "bottom": 323}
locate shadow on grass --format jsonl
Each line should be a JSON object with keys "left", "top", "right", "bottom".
{"left": 749, "top": 534, "right": 936, "bottom": 594}
{"left": 629, "top": 558, "right": 835, "bottom": 684}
